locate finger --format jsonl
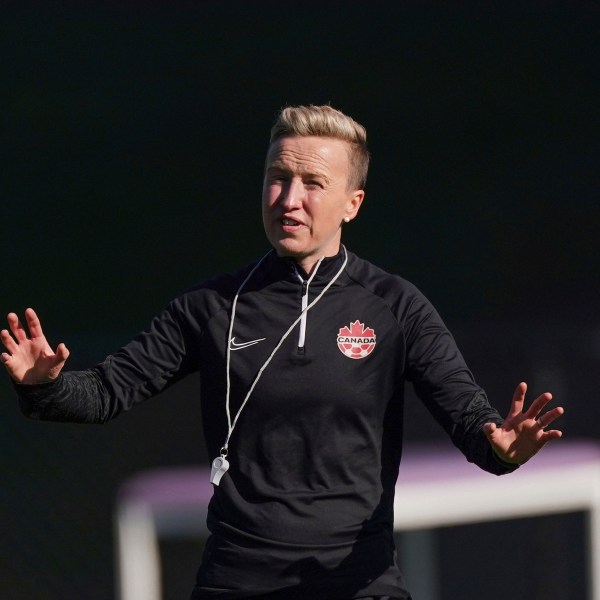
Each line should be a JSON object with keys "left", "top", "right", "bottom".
{"left": 0, "top": 328, "right": 18, "bottom": 353}
{"left": 536, "top": 406, "right": 565, "bottom": 429}
{"left": 540, "top": 429, "right": 563, "bottom": 443}
{"left": 508, "top": 382, "right": 527, "bottom": 418}
{"left": 24, "top": 308, "right": 45, "bottom": 339}
{"left": 7, "top": 313, "right": 28, "bottom": 342}
{"left": 1, "top": 352, "right": 11, "bottom": 364}
{"left": 526, "top": 392, "right": 554, "bottom": 420}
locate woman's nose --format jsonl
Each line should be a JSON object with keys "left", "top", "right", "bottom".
{"left": 280, "top": 179, "right": 304, "bottom": 208}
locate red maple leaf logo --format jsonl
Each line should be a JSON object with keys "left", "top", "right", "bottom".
{"left": 339, "top": 320, "right": 375, "bottom": 338}
{"left": 337, "top": 320, "right": 377, "bottom": 359}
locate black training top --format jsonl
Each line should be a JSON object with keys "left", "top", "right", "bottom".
{"left": 16, "top": 248, "right": 515, "bottom": 599}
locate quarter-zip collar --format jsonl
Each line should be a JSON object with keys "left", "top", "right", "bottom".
{"left": 262, "top": 247, "right": 348, "bottom": 351}
{"left": 268, "top": 247, "right": 347, "bottom": 286}
{"left": 244, "top": 247, "right": 349, "bottom": 352}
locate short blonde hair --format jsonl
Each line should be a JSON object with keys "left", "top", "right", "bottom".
{"left": 269, "top": 104, "right": 370, "bottom": 190}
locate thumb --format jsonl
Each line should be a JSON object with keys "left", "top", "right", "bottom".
{"left": 48, "top": 343, "right": 70, "bottom": 380}
{"left": 483, "top": 422, "right": 497, "bottom": 438}
{"left": 56, "top": 343, "right": 70, "bottom": 363}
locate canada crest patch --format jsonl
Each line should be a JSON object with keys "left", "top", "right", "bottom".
{"left": 337, "top": 320, "right": 377, "bottom": 359}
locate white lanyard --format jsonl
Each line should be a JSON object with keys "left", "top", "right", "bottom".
{"left": 210, "top": 247, "right": 349, "bottom": 485}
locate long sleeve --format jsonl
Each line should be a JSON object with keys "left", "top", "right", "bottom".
{"left": 14, "top": 296, "right": 203, "bottom": 424}
{"left": 16, "top": 370, "right": 112, "bottom": 423}
{"left": 402, "top": 285, "right": 517, "bottom": 475}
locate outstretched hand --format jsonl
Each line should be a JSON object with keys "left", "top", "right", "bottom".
{"left": 483, "top": 382, "right": 564, "bottom": 466}
{"left": 0, "top": 308, "right": 69, "bottom": 384}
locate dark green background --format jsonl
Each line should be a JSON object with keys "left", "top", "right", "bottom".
{"left": 1, "top": 3, "right": 598, "bottom": 599}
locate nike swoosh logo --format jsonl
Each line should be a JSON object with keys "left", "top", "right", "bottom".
{"left": 229, "top": 336, "right": 266, "bottom": 351}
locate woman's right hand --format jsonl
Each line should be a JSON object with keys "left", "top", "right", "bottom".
{"left": 1, "top": 308, "right": 69, "bottom": 384}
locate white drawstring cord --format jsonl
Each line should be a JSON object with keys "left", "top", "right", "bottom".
{"left": 221, "top": 247, "right": 349, "bottom": 456}
{"left": 224, "top": 251, "right": 272, "bottom": 435}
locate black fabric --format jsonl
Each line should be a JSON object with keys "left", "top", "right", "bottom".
{"left": 15, "top": 248, "right": 514, "bottom": 599}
